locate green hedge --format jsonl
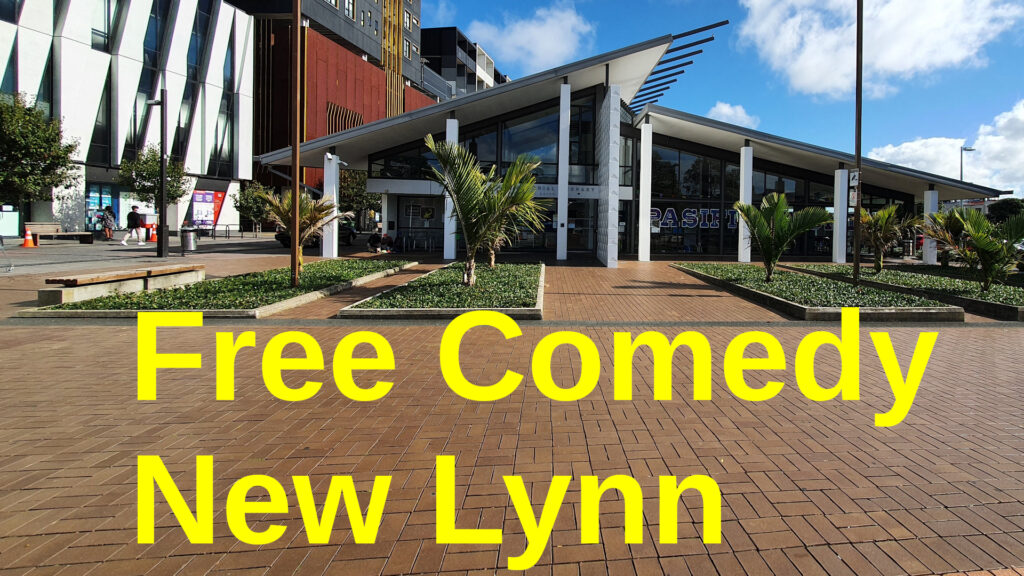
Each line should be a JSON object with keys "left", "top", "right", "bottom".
{"left": 54, "top": 259, "right": 410, "bottom": 310}
{"left": 681, "top": 263, "right": 944, "bottom": 308}
{"left": 355, "top": 263, "right": 541, "bottom": 309}
{"left": 796, "top": 264, "right": 1024, "bottom": 306}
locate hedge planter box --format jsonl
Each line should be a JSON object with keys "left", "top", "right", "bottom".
{"left": 18, "top": 261, "right": 418, "bottom": 319}
{"left": 674, "top": 264, "right": 964, "bottom": 322}
{"left": 338, "top": 263, "right": 545, "bottom": 320}
{"left": 785, "top": 264, "right": 1024, "bottom": 322}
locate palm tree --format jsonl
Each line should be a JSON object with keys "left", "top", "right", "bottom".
{"left": 424, "top": 135, "right": 549, "bottom": 285}
{"left": 923, "top": 207, "right": 970, "bottom": 267}
{"left": 861, "top": 205, "right": 921, "bottom": 272}
{"left": 260, "top": 189, "right": 338, "bottom": 274}
{"left": 734, "top": 193, "right": 832, "bottom": 283}
{"left": 482, "top": 157, "right": 551, "bottom": 268}
{"left": 951, "top": 209, "right": 1024, "bottom": 291}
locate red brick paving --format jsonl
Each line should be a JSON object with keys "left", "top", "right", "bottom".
{"left": 0, "top": 260, "right": 1022, "bottom": 574}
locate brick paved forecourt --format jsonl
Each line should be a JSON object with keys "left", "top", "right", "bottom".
{"left": 0, "top": 261, "right": 1022, "bottom": 575}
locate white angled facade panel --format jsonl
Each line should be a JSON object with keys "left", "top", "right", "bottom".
{"left": 3, "top": 0, "right": 255, "bottom": 231}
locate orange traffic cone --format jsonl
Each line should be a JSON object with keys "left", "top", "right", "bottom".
{"left": 148, "top": 227, "right": 158, "bottom": 242}
{"left": 21, "top": 228, "right": 37, "bottom": 248}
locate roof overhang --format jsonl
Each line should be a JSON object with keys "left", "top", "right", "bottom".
{"left": 637, "top": 105, "right": 1008, "bottom": 201}
{"left": 258, "top": 35, "right": 673, "bottom": 169}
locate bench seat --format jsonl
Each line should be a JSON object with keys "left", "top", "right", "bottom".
{"left": 26, "top": 222, "right": 94, "bottom": 245}
{"left": 38, "top": 265, "right": 206, "bottom": 306}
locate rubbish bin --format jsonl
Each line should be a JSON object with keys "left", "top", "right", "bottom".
{"left": 180, "top": 227, "right": 199, "bottom": 254}
{"left": 903, "top": 238, "right": 914, "bottom": 258}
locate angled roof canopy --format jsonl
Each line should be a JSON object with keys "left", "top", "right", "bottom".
{"left": 259, "top": 35, "right": 674, "bottom": 169}
{"left": 638, "top": 105, "right": 1008, "bottom": 201}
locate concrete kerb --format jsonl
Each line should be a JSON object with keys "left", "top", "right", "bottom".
{"left": 336, "top": 263, "right": 545, "bottom": 320}
{"left": 15, "top": 262, "right": 419, "bottom": 319}
{"left": 779, "top": 264, "right": 1024, "bottom": 322}
{"left": 673, "top": 264, "right": 965, "bottom": 322}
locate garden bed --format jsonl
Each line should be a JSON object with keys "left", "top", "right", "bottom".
{"left": 675, "top": 263, "right": 962, "bottom": 322}
{"left": 338, "top": 262, "right": 544, "bottom": 320}
{"left": 786, "top": 264, "right": 1024, "bottom": 321}
{"left": 18, "top": 259, "right": 416, "bottom": 319}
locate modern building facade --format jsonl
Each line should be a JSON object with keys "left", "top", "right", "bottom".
{"left": 420, "top": 27, "right": 509, "bottom": 99}
{"left": 0, "top": 0, "right": 254, "bottom": 233}
{"left": 232, "top": 0, "right": 443, "bottom": 193}
{"left": 259, "top": 32, "right": 1008, "bottom": 266}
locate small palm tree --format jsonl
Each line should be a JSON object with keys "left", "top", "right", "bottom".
{"left": 735, "top": 193, "right": 832, "bottom": 283}
{"left": 953, "top": 209, "right": 1024, "bottom": 291}
{"left": 425, "top": 135, "right": 549, "bottom": 285}
{"left": 260, "top": 189, "right": 338, "bottom": 273}
{"left": 924, "top": 207, "right": 970, "bottom": 267}
{"left": 482, "top": 157, "right": 551, "bottom": 268}
{"left": 861, "top": 205, "right": 921, "bottom": 272}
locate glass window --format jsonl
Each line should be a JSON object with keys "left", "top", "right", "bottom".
{"left": 724, "top": 163, "right": 740, "bottom": 202}
{"left": 808, "top": 181, "right": 833, "bottom": 204}
{"left": 403, "top": 39, "right": 410, "bottom": 59}
{"left": 87, "top": 71, "right": 112, "bottom": 165}
{"left": 679, "top": 152, "right": 701, "bottom": 198}
{"left": 704, "top": 157, "right": 722, "bottom": 200}
{"left": 460, "top": 126, "right": 498, "bottom": 171}
{"left": 766, "top": 173, "right": 801, "bottom": 203}
{"left": 345, "top": 0, "right": 355, "bottom": 19}
{"left": 403, "top": 10, "right": 410, "bottom": 29}
{"left": 92, "top": 0, "right": 121, "bottom": 52}
{"left": 370, "top": 143, "right": 439, "bottom": 179}
{"left": 1, "top": 41, "right": 16, "bottom": 95}
{"left": 569, "top": 94, "right": 595, "bottom": 185}
{"left": 651, "top": 146, "right": 678, "bottom": 199}
{"left": 619, "top": 138, "right": 634, "bottom": 187}
{"left": 502, "top": 105, "right": 558, "bottom": 183}
{"left": 208, "top": 30, "right": 235, "bottom": 177}
{"left": 35, "top": 49, "right": 52, "bottom": 118}
{"left": 0, "top": 0, "right": 22, "bottom": 23}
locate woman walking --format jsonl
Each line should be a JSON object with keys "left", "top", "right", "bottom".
{"left": 101, "top": 206, "right": 116, "bottom": 241}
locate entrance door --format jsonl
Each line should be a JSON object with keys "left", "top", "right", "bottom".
{"left": 566, "top": 199, "right": 595, "bottom": 252}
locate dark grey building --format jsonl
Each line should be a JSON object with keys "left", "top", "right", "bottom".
{"left": 420, "top": 26, "right": 509, "bottom": 98}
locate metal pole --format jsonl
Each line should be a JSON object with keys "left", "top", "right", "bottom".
{"left": 960, "top": 148, "right": 964, "bottom": 181}
{"left": 851, "top": 0, "right": 864, "bottom": 283}
{"left": 290, "top": 0, "right": 302, "bottom": 287}
{"left": 158, "top": 85, "right": 168, "bottom": 258}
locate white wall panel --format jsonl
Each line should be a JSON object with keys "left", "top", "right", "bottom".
{"left": 114, "top": 0, "right": 153, "bottom": 58}
{"left": 235, "top": 92, "right": 252, "bottom": 180}
{"left": 17, "top": 27, "right": 51, "bottom": 100}
{"left": 17, "top": 0, "right": 52, "bottom": 36}
{"left": 204, "top": 6, "right": 234, "bottom": 90}
{"left": 0, "top": 23, "right": 16, "bottom": 81}
{"left": 234, "top": 10, "right": 253, "bottom": 97}
{"left": 165, "top": 0, "right": 197, "bottom": 77}
{"left": 55, "top": 39, "right": 110, "bottom": 162}
{"left": 58, "top": 1, "right": 95, "bottom": 47}
{"left": 113, "top": 54, "right": 143, "bottom": 163}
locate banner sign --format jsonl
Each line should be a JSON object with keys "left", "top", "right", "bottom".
{"left": 650, "top": 207, "right": 739, "bottom": 230}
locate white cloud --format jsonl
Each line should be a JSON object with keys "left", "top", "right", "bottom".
{"left": 707, "top": 102, "right": 760, "bottom": 129}
{"left": 869, "top": 99, "right": 1024, "bottom": 196}
{"left": 421, "top": 0, "right": 455, "bottom": 26}
{"left": 467, "top": 3, "right": 596, "bottom": 76}
{"left": 738, "top": 0, "right": 1024, "bottom": 98}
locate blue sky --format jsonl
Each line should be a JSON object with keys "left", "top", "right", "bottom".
{"left": 420, "top": 0, "right": 1024, "bottom": 195}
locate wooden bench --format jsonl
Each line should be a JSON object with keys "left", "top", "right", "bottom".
{"left": 39, "top": 264, "right": 206, "bottom": 306}
{"left": 27, "top": 222, "right": 94, "bottom": 245}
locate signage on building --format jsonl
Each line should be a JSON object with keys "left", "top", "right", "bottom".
{"left": 533, "top": 184, "right": 600, "bottom": 199}
{"left": 650, "top": 207, "right": 740, "bottom": 230}
{"left": 191, "top": 191, "right": 226, "bottom": 228}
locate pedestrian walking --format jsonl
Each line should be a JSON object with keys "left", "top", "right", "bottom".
{"left": 101, "top": 206, "right": 116, "bottom": 241}
{"left": 120, "top": 206, "right": 146, "bottom": 246}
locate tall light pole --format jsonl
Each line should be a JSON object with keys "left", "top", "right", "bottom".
{"left": 290, "top": 0, "right": 302, "bottom": 287}
{"left": 851, "top": 0, "right": 865, "bottom": 283}
{"left": 960, "top": 145, "right": 975, "bottom": 181}
{"left": 146, "top": 77, "right": 169, "bottom": 258}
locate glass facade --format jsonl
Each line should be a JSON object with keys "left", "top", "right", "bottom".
{"left": 208, "top": 28, "right": 235, "bottom": 177}
{"left": 370, "top": 89, "right": 597, "bottom": 185}
{"left": 91, "top": 0, "right": 122, "bottom": 52}
{"left": 173, "top": 0, "right": 213, "bottom": 160}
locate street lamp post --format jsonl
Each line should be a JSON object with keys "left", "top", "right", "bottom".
{"left": 290, "top": 0, "right": 302, "bottom": 287}
{"left": 145, "top": 81, "right": 169, "bottom": 258}
{"left": 960, "top": 145, "right": 975, "bottom": 181}
{"left": 851, "top": 0, "right": 865, "bottom": 283}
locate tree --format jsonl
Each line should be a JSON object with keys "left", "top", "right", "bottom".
{"left": 425, "top": 135, "right": 549, "bottom": 286}
{"left": 260, "top": 189, "right": 338, "bottom": 273}
{"left": 986, "top": 198, "right": 1024, "bottom": 224}
{"left": 924, "top": 207, "right": 971, "bottom": 267}
{"left": 337, "top": 169, "right": 380, "bottom": 215}
{"left": 860, "top": 205, "right": 920, "bottom": 272}
{"left": 943, "top": 209, "right": 1024, "bottom": 291}
{"left": 116, "top": 145, "right": 190, "bottom": 205}
{"left": 0, "top": 93, "right": 79, "bottom": 205}
{"left": 231, "top": 182, "right": 271, "bottom": 233}
{"left": 734, "top": 193, "right": 832, "bottom": 282}
{"left": 482, "top": 156, "right": 550, "bottom": 268}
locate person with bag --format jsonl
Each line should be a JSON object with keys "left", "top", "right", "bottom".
{"left": 101, "top": 206, "right": 116, "bottom": 241}
{"left": 120, "top": 206, "right": 146, "bottom": 246}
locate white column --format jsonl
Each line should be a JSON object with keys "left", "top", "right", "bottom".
{"left": 321, "top": 153, "right": 340, "bottom": 258}
{"left": 638, "top": 122, "right": 653, "bottom": 262}
{"left": 738, "top": 145, "right": 754, "bottom": 263}
{"left": 380, "top": 193, "right": 389, "bottom": 236}
{"left": 923, "top": 187, "right": 939, "bottom": 265}
{"left": 556, "top": 82, "right": 571, "bottom": 261}
{"left": 833, "top": 169, "right": 849, "bottom": 264}
{"left": 444, "top": 118, "right": 459, "bottom": 260}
